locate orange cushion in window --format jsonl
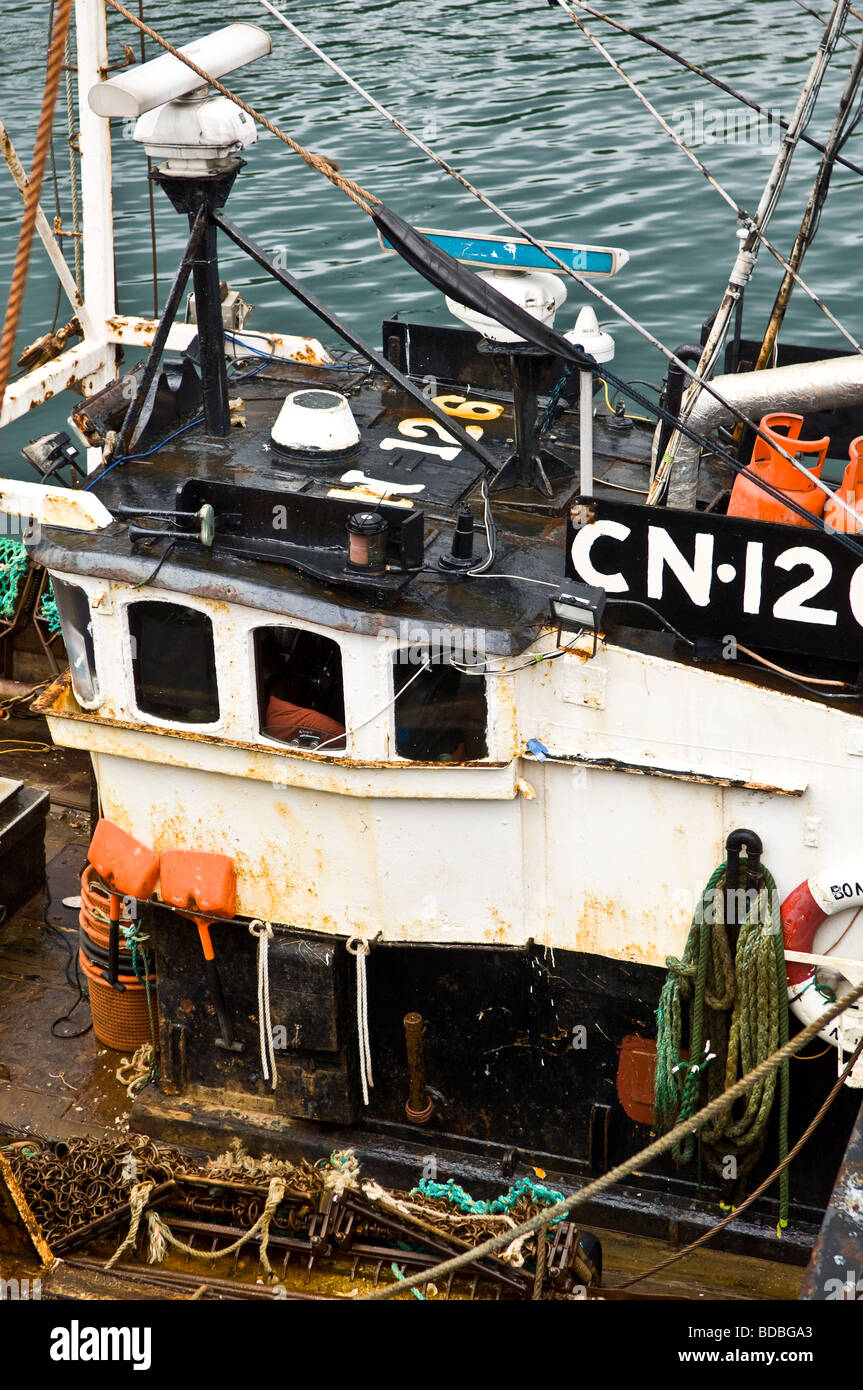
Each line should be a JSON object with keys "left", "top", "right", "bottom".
{"left": 264, "top": 694, "right": 346, "bottom": 749}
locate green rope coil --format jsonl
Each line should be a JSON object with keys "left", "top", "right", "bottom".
{"left": 411, "top": 1175, "right": 566, "bottom": 1221}
{"left": 655, "top": 859, "right": 790, "bottom": 1229}
{"left": 0, "top": 537, "right": 29, "bottom": 621}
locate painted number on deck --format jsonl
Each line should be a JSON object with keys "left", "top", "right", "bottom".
{"left": 379, "top": 417, "right": 484, "bottom": 462}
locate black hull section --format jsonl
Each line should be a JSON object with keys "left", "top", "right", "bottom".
{"left": 135, "top": 914, "right": 861, "bottom": 1259}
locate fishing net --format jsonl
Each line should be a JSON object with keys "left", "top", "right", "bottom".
{"left": 0, "top": 537, "right": 29, "bottom": 621}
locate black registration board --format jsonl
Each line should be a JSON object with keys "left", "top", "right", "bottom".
{"left": 565, "top": 497, "right": 863, "bottom": 662}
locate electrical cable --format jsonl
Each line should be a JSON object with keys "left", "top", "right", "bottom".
{"left": 604, "top": 598, "right": 696, "bottom": 648}
{"left": 313, "top": 658, "right": 431, "bottom": 752}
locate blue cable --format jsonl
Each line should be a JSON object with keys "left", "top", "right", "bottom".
{"left": 84, "top": 339, "right": 356, "bottom": 491}
{"left": 224, "top": 331, "right": 358, "bottom": 368}
{"left": 83, "top": 415, "right": 206, "bottom": 490}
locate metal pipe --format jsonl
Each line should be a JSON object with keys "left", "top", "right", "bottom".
{"left": 579, "top": 369, "right": 594, "bottom": 496}
{"left": 403, "top": 1011, "right": 434, "bottom": 1125}
{"left": 668, "top": 353, "right": 863, "bottom": 509}
{"left": 112, "top": 206, "right": 207, "bottom": 461}
{"left": 189, "top": 215, "right": 231, "bottom": 437}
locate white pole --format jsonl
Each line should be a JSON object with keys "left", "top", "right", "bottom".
{"left": 74, "top": 0, "right": 116, "bottom": 404}
{"left": 579, "top": 368, "right": 593, "bottom": 496}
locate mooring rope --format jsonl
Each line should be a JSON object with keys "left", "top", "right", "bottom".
{"left": 346, "top": 937, "right": 373, "bottom": 1105}
{"left": 249, "top": 919, "right": 277, "bottom": 1091}
{"left": 145, "top": 1175, "right": 286, "bottom": 1276}
{"left": 0, "top": 0, "right": 73, "bottom": 417}
{"left": 103, "top": 1179, "right": 154, "bottom": 1269}
{"left": 621, "top": 1028, "right": 863, "bottom": 1290}
{"left": 361, "top": 975, "right": 863, "bottom": 1298}
{"left": 655, "top": 860, "right": 790, "bottom": 1227}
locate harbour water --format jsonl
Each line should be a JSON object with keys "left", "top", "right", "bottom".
{"left": 2, "top": 0, "right": 862, "bottom": 473}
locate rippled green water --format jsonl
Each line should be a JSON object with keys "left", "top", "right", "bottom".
{"left": 2, "top": 0, "right": 862, "bottom": 475}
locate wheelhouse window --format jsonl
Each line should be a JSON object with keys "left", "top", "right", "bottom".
{"left": 52, "top": 578, "right": 98, "bottom": 705}
{"left": 393, "top": 655, "right": 487, "bottom": 762}
{"left": 128, "top": 601, "right": 219, "bottom": 723}
{"left": 255, "top": 627, "right": 345, "bottom": 752}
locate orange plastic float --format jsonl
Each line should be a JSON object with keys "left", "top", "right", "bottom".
{"left": 727, "top": 411, "right": 830, "bottom": 527}
{"left": 159, "top": 850, "right": 243, "bottom": 1052}
{"left": 87, "top": 818, "right": 160, "bottom": 991}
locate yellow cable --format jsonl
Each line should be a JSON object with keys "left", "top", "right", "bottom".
{"left": 599, "top": 376, "right": 654, "bottom": 423}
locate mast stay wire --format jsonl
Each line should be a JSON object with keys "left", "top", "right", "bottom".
{"left": 103, "top": 0, "right": 863, "bottom": 535}
{"left": 558, "top": 1, "right": 863, "bottom": 364}
{"left": 551, "top": 0, "right": 863, "bottom": 180}
{"left": 794, "top": 0, "right": 863, "bottom": 40}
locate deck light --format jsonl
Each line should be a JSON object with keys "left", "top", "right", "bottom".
{"left": 550, "top": 582, "right": 607, "bottom": 655}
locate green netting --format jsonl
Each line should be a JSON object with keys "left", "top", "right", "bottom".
{"left": 40, "top": 581, "right": 61, "bottom": 634}
{"left": 0, "top": 537, "right": 30, "bottom": 621}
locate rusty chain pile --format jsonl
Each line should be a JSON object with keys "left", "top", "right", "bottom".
{"left": 4, "top": 1134, "right": 597, "bottom": 1298}
{"left": 6, "top": 1133, "right": 183, "bottom": 1246}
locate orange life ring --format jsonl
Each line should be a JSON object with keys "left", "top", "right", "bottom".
{"left": 781, "top": 868, "right": 863, "bottom": 1055}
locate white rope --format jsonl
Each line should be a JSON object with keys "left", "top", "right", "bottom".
{"left": 346, "top": 937, "right": 373, "bottom": 1105}
{"left": 249, "top": 919, "right": 277, "bottom": 1090}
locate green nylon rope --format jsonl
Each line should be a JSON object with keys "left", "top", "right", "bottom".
{"left": 39, "top": 583, "right": 61, "bottom": 634}
{"left": 655, "top": 860, "right": 790, "bottom": 1229}
{"left": 412, "top": 1175, "right": 566, "bottom": 1221}
{"left": 0, "top": 537, "right": 29, "bottom": 620}
{"left": 0, "top": 537, "right": 60, "bottom": 632}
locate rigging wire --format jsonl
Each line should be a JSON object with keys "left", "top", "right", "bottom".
{"left": 550, "top": 0, "right": 863, "bottom": 178}
{"left": 100, "top": 0, "right": 860, "bottom": 527}
{"left": 556, "top": 0, "right": 863, "bottom": 362}
{"left": 0, "top": 0, "right": 73, "bottom": 417}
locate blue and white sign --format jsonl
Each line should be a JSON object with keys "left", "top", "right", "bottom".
{"left": 378, "top": 227, "right": 629, "bottom": 277}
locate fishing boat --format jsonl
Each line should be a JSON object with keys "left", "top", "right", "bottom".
{"left": 1, "top": 0, "right": 862, "bottom": 1303}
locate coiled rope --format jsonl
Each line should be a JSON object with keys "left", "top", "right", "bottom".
{"left": 655, "top": 860, "right": 790, "bottom": 1227}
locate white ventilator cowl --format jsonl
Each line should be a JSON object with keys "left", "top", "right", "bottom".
{"left": 271, "top": 389, "right": 361, "bottom": 453}
{"left": 446, "top": 269, "right": 567, "bottom": 344}
{"left": 565, "top": 306, "right": 615, "bottom": 363}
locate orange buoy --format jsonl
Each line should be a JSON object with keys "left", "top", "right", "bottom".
{"left": 727, "top": 411, "right": 830, "bottom": 527}
{"left": 824, "top": 434, "right": 863, "bottom": 534}
{"left": 159, "top": 850, "right": 243, "bottom": 1053}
